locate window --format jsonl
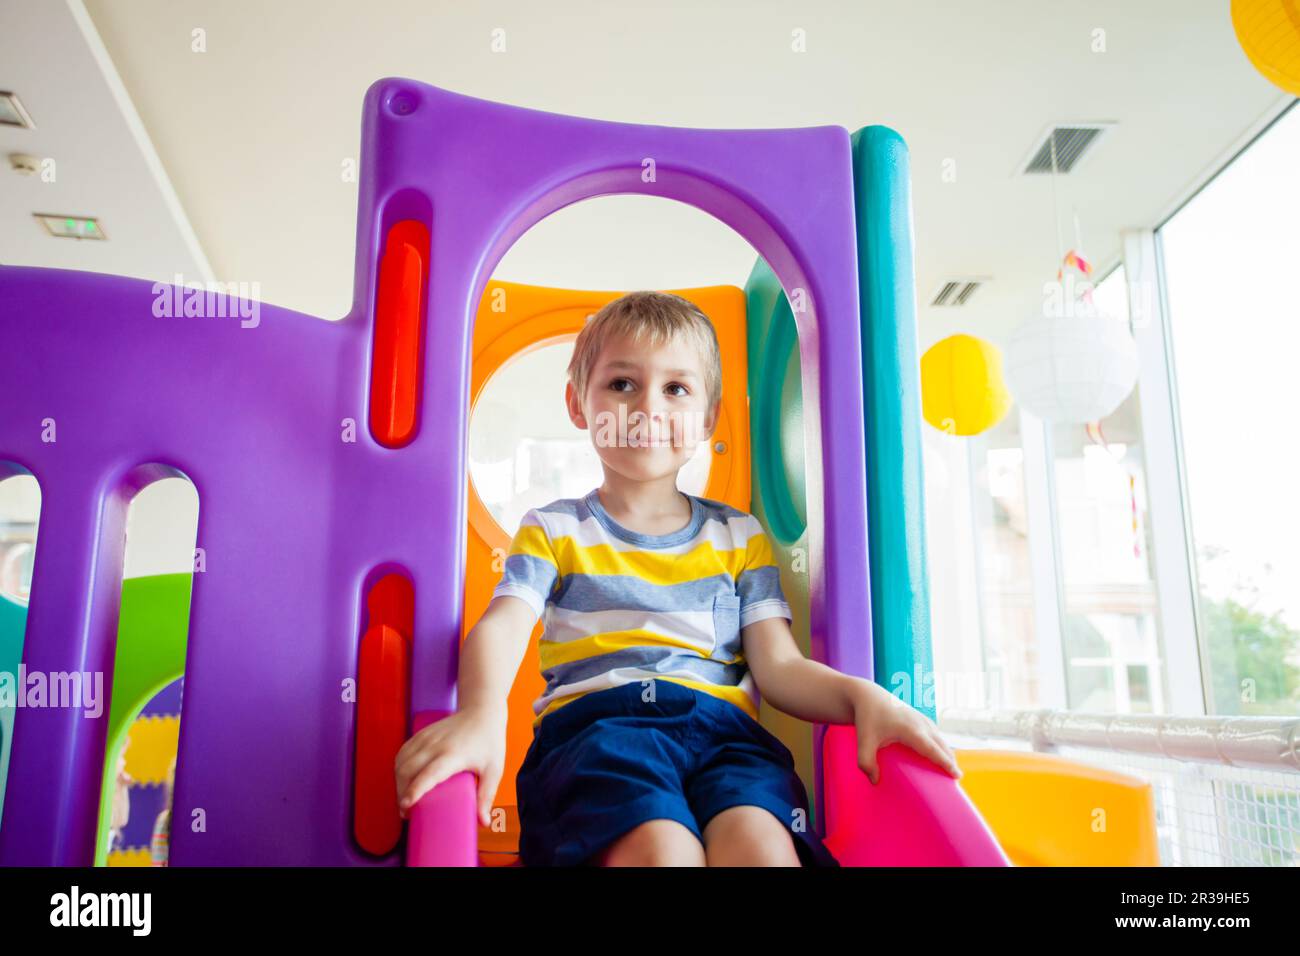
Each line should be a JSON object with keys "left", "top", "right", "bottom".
{"left": 1158, "top": 104, "right": 1300, "bottom": 717}
{"left": 925, "top": 410, "right": 1037, "bottom": 711}
{"left": 1050, "top": 267, "right": 1164, "bottom": 714}
{"left": 969, "top": 413, "right": 1038, "bottom": 709}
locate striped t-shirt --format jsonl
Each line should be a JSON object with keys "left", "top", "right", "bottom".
{"left": 491, "top": 488, "right": 792, "bottom": 729}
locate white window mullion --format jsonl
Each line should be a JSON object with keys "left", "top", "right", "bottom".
{"left": 1121, "top": 228, "right": 1206, "bottom": 717}
{"left": 1020, "top": 409, "right": 1068, "bottom": 711}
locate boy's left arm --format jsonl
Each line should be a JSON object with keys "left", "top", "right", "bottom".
{"left": 742, "top": 617, "right": 962, "bottom": 785}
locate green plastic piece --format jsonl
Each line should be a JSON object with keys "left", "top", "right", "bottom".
{"left": 0, "top": 575, "right": 191, "bottom": 863}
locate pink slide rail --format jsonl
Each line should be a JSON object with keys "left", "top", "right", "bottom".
{"left": 822, "top": 726, "right": 1010, "bottom": 866}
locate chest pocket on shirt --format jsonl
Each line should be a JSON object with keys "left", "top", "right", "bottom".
{"left": 712, "top": 594, "right": 742, "bottom": 660}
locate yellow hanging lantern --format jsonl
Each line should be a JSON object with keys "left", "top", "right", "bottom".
{"left": 921, "top": 333, "right": 1012, "bottom": 436}
{"left": 1232, "top": 0, "right": 1300, "bottom": 96}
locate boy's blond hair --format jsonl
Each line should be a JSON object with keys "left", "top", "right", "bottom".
{"left": 567, "top": 291, "right": 722, "bottom": 411}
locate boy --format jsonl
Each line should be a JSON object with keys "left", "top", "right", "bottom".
{"left": 395, "top": 291, "right": 960, "bottom": 866}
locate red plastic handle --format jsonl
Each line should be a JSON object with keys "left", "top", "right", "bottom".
{"left": 353, "top": 623, "right": 410, "bottom": 855}
{"left": 369, "top": 219, "right": 429, "bottom": 447}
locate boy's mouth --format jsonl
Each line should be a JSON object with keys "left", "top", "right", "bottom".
{"left": 625, "top": 426, "right": 676, "bottom": 448}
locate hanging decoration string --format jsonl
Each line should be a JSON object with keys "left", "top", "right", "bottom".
{"left": 1049, "top": 131, "right": 1064, "bottom": 264}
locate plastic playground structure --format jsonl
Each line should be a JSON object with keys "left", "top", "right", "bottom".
{"left": 0, "top": 78, "right": 1163, "bottom": 866}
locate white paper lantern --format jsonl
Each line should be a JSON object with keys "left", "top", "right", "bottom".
{"left": 1003, "top": 313, "right": 1138, "bottom": 423}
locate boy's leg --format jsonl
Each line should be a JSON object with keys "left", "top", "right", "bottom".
{"left": 590, "top": 818, "right": 706, "bottom": 867}
{"left": 700, "top": 805, "right": 801, "bottom": 866}
{"left": 682, "top": 693, "right": 842, "bottom": 867}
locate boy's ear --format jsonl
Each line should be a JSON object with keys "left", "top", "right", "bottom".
{"left": 704, "top": 400, "right": 720, "bottom": 437}
{"left": 565, "top": 380, "right": 587, "bottom": 429}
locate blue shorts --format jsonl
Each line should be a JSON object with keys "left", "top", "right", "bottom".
{"left": 516, "top": 679, "right": 840, "bottom": 867}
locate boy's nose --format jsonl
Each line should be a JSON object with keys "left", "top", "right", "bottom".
{"left": 627, "top": 404, "right": 670, "bottom": 437}
{"left": 628, "top": 397, "right": 665, "bottom": 421}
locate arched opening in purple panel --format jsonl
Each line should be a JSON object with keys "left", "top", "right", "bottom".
{"left": 473, "top": 167, "right": 830, "bottom": 583}
{"left": 0, "top": 463, "right": 42, "bottom": 832}
{"left": 93, "top": 468, "right": 199, "bottom": 867}
{"left": 460, "top": 190, "right": 819, "bottom": 859}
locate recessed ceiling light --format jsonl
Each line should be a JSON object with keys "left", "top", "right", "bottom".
{"left": 35, "top": 214, "right": 107, "bottom": 240}
{"left": 0, "top": 92, "right": 36, "bottom": 130}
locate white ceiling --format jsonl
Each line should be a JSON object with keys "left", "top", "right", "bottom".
{"left": 2, "top": 0, "right": 1291, "bottom": 344}
{"left": 0, "top": 0, "right": 210, "bottom": 286}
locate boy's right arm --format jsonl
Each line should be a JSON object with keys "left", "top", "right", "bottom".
{"left": 394, "top": 593, "right": 537, "bottom": 827}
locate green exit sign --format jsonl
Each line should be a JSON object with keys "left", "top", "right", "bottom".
{"left": 35, "top": 214, "right": 106, "bottom": 240}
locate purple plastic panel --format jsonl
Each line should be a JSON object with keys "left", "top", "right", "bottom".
{"left": 0, "top": 78, "right": 870, "bottom": 865}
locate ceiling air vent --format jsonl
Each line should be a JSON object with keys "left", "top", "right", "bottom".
{"left": 0, "top": 92, "right": 35, "bottom": 129}
{"left": 1020, "top": 123, "right": 1113, "bottom": 175}
{"left": 931, "top": 279, "right": 985, "bottom": 307}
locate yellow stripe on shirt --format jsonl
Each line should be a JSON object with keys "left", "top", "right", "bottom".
{"left": 552, "top": 537, "right": 755, "bottom": 585}
{"left": 538, "top": 628, "right": 715, "bottom": 671}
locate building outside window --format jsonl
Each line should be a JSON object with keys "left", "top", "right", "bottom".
{"left": 1157, "top": 104, "right": 1300, "bottom": 718}
{"left": 1050, "top": 268, "right": 1164, "bottom": 714}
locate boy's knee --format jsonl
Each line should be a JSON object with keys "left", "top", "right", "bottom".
{"left": 597, "top": 818, "right": 705, "bottom": 866}
{"left": 702, "top": 805, "right": 802, "bottom": 866}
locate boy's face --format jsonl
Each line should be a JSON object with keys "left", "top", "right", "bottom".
{"left": 566, "top": 330, "right": 718, "bottom": 485}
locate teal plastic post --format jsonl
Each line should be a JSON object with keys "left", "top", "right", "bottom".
{"left": 851, "top": 126, "right": 935, "bottom": 720}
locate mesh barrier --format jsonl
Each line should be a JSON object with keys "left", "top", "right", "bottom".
{"left": 940, "top": 710, "right": 1300, "bottom": 867}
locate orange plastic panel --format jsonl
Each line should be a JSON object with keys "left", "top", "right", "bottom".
{"left": 464, "top": 280, "right": 750, "bottom": 863}
{"left": 955, "top": 749, "right": 1161, "bottom": 866}
{"left": 369, "top": 220, "right": 429, "bottom": 447}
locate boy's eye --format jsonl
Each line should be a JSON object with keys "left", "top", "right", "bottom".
{"left": 609, "top": 378, "right": 633, "bottom": 392}
{"left": 666, "top": 383, "right": 689, "bottom": 397}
